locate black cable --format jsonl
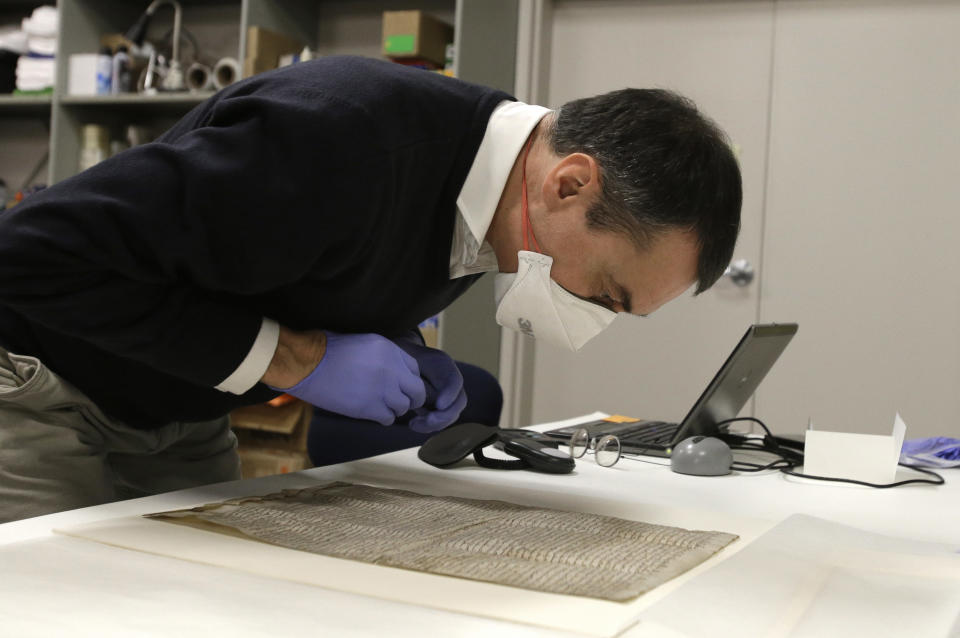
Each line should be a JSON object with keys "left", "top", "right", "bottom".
{"left": 730, "top": 457, "right": 794, "bottom": 472}
{"left": 718, "top": 417, "right": 808, "bottom": 461}
{"left": 728, "top": 438, "right": 797, "bottom": 472}
{"left": 717, "top": 416, "right": 945, "bottom": 487}
{"left": 781, "top": 463, "right": 945, "bottom": 488}
{"left": 716, "top": 416, "right": 774, "bottom": 438}
{"left": 159, "top": 26, "right": 201, "bottom": 63}
{"left": 559, "top": 416, "right": 947, "bottom": 486}
{"left": 729, "top": 440, "right": 773, "bottom": 451}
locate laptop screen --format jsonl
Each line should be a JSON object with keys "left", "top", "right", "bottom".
{"left": 673, "top": 323, "right": 798, "bottom": 442}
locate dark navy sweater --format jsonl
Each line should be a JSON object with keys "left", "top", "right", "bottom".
{"left": 0, "top": 56, "right": 512, "bottom": 427}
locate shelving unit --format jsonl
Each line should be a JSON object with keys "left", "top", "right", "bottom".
{"left": 0, "top": 0, "right": 519, "bottom": 377}
{"left": 0, "top": 93, "right": 50, "bottom": 121}
{"left": 48, "top": 0, "right": 241, "bottom": 181}
{"left": 59, "top": 92, "right": 214, "bottom": 105}
{"left": 0, "top": 1, "right": 51, "bottom": 192}
{"left": 0, "top": 93, "right": 51, "bottom": 107}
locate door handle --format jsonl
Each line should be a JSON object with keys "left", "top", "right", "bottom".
{"left": 723, "top": 259, "right": 754, "bottom": 287}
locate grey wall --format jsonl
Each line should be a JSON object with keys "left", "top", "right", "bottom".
{"left": 528, "top": 0, "right": 960, "bottom": 439}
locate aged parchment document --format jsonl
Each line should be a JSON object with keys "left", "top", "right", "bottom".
{"left": 147, "top": 482, "right": 737, "bottom": 601}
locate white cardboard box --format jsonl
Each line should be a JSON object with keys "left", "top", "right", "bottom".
{"left": 803, "top": 413, "right": 907, "bottom": 484}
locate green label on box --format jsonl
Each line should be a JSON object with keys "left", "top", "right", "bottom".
{"left": 385, "top": 34, "right": 416, "bottom": 55}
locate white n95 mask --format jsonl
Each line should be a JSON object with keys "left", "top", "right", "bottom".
{"left": 493, "top": 136, "right": 617, "bottom": 351}
{"left": 495, "top": 251, "right": 616, "bottom": 351}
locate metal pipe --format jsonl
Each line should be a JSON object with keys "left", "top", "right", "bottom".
{"left": 145, "top": 0, "right": 182, "bottom": 66}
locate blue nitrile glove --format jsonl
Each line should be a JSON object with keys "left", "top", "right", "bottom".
{"left": 393, "top": 333, "right": 467, "bottom": 433}
{"left": 270, "top": 332, "right": 427, "bottom": 425}
{"left": 900, "top": 437, "right": 960, "bottom": 468}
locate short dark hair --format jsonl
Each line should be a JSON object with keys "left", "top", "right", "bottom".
{"left": 546, "top": 88, "right": 741, "bottom": 294}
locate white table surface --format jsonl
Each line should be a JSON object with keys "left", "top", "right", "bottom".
{"left": 1, "top": 412, "right": 957, "bottom": 637}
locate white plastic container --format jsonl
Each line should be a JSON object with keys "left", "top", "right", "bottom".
{"left": 67, "top": 53, "right": 98, "bottom": 95}
{"left": 95, "top": 47, "right": 112, "bottom": 95}
{"left": 79, "top": 124, "right": 109, "bottom": 171}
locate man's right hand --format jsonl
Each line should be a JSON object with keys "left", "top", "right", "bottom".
{"left": 265, "top": 330, "right": 427, "bottom": 425}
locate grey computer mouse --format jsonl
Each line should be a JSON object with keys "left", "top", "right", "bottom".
{"left": 670, "top": 436, "right": 733, "bottom": 476}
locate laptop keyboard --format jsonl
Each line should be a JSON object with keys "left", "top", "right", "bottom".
{"left": 618, "top": 421, "right": 680, "bottom": 446}
{"left": 547, "top": 420, "right": 681, "bottom": 448}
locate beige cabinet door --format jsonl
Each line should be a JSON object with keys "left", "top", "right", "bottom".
{"left": 757, "top": 1, "right": 960, "bottom": 437}
{"left": 530, "top": 1, "right": 776, "bottom": 426}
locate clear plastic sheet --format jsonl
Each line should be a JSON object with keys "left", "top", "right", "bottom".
{"left": 636, "top": 514, "right": 960, "bottom": 638}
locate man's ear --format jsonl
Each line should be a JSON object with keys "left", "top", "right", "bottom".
{"left": 542, "top": 153, "right": 600, "bottom": 210}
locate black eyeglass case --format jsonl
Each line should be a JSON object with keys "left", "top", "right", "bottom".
{"left": 418, "top": 422, "right": 500, "bottom": 467}
{"left": 418, "top": 423, "right": 575, "bottom": 474}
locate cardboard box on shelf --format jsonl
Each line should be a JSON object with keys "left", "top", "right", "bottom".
{"left": 237, "top": 446, "right": 311, "bottom": 479}
{"left": 382, "top": 10, "right": 453, "bottom": 68}
{"left": 231, "top": 397, "right": 313, "bottom": 479}
{"left": 418, "top": 315, "right": 439, "bottom": 349}
{"left": 244, "top": 26, "right": 303, "bottom": 78}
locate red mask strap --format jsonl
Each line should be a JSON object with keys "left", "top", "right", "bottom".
{"left": 521, "top": 137, "right": 543, "bottom": 253}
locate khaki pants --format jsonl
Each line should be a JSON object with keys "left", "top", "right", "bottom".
{"left": 0, "top": 349, "right": 241, "bottom": 524}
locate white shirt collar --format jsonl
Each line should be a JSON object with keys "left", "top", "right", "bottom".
{"left": 450, "top": 100, "right": 552, "bottom": 279}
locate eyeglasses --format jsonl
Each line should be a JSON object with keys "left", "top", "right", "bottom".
{"left": 568, "top": 427, "right": 622, "bottom": 467}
